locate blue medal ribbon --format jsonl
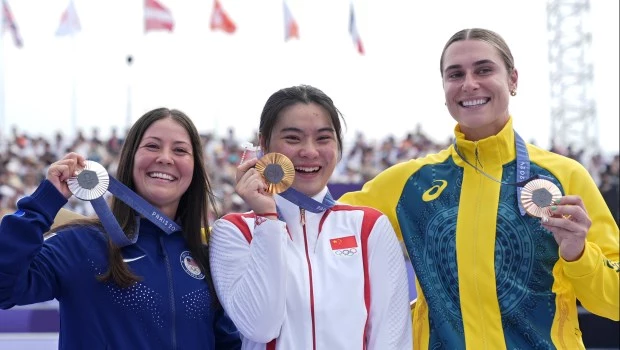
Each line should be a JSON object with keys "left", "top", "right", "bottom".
{"left": 69, "top": 161, "right": 181, "bottom": 247}
{"left": 278, "top": 187, "right": 336, "bottom": 214}
{"left": 514, "top": 132, "right": 530, "bottom": 216}
{"left": 453, "top": 131, "right": 554, "bottom": 217}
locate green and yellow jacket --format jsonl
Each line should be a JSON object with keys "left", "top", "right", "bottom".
{"left": 339, "top": 117, "right": 619, "bottom": 350}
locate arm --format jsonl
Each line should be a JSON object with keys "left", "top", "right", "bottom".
{"left": 209, "top": 217, "right": 288, "bottom": 342}
{"left": 545, "top": 162, "right": 619, "bottom": 320}
{"left": 0, "top": 180, "right": 68, "bottom": 308}
{"left": 0, "top": 153, "right": 84, "bottom": 309}
{"left": 366, "top": 215, "right": 413, "bottom": 349}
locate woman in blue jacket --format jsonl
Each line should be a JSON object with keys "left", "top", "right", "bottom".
{"left": 0, "top": 107, "right": 241, "bottom": 349}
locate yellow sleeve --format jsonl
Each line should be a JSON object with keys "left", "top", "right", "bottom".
{"left": 338, "top": 160, "right": 420, "bottom": 242}
{"left": 554, "top": 158, "right": 619, "bottom": 321}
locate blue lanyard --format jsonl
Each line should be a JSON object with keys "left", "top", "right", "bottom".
{"left": 77, "top": 169, "right": 181, "bottom": 247}
{"left": 514, "top": 132, "right": 530, "bottom": 216}
{"left": 453, "top": 131, "right": 533, "bottom": 216}
{"left": 278, "top": 187, "right": 336, "bottom": 213}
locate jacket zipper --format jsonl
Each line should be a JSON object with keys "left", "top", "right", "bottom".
{"left": 300, "top": 208, "right": 316, "bottom": 350}
{"left": 161, "top": 236, "right": 177, "bottom": 350}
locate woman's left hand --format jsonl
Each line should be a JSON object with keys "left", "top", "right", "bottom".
{"left": 541, "top": 195, "right": 591, "bottom": 262}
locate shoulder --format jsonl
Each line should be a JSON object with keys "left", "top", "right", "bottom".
{"left": 45, "top": 224, "right": 105, "bottom": 247}
{"left": 528, "top": 144, "right": 590, "bottom": 176}
{"left": 331, "top": 204, "right": 384, "bottom": 219}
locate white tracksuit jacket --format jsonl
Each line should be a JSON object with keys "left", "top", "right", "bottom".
{"left": 209, "top": 187, "right": 412, "bottom": 350}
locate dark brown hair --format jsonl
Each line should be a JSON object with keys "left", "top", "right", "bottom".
{"left": 53, "top": 108, "right": 219, "bottom": 298}
{"left": 258, "top": 84, "right": 346, "bottom": 158}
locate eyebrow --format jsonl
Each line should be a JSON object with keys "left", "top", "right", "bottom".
{"left": 279, "top": 126, "right": 335, "bottom": 133}
{"left": 443, "top": 59, "right": 497, "bottom": 74}
{"left": 142, "top": 136, "right": 191, "bottom": 145}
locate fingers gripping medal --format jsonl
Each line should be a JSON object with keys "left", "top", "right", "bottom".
{"left": 520, "top": 178, "right": 562, "bottom": 218}
{"left": 255, "top": 153, "right": 295, "bottom": 195}
{"left": 67, "top": 160, "right": 180, "bottom": 247}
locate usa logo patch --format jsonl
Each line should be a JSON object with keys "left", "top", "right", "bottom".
{"left": 180, "top": 251, "right": 205, "bottom": 280}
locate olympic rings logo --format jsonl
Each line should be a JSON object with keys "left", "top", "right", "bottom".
{"left": 334, "top": 248, "right": 358, "bottom": 256}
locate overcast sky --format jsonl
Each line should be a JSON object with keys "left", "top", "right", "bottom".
{"left": 1, "top": 0, "right": 618, "bottom": 154}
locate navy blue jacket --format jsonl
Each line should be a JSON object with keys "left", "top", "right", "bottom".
{"left": 0, "top": 180, "right": 241, "bottom": 350}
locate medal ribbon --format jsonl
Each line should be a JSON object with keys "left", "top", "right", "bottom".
{"left": 278, "top": 187, "right": 336, "bottom": 213}
{"left": 453, "top": 130, "right": 546, "bottom": 217}
{"left": 514, "top": 132, "right": 529, "bottom": 216}
{"left": 71, "top": 162, "right": 181, "bottom": 247}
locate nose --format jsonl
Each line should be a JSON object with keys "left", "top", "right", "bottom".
{"left": 462, "top": 72, "right": 479, "bottom": 92}
{"left": 299, "top": 141, "right": 319, "bottom": 159}
{"left": 156, "top": 149, "right": 174, "bottom": 164}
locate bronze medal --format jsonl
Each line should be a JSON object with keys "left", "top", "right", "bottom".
{"left": 520, "top": 178, "right": 562, "bottom": 217}
{"left": 66, "top": 160, "right": 110, "bottom": 201}
{"left": 255, "top": 153, "right": 295, "bottom": 194}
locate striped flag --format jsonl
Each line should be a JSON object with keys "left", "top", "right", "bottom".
{"left": 56, "top": 0, "right": 81, "bottom": 36}
{"left": 145, "top": 0, "right": 174, "bottom": 33}
{"left": 2, "top": 0, "right": 23, "bottom": 48}
{"left": 349, "top": 3, "right": 364, "bottom": 55}
{"left": 210, "top": 0, "right": 236, "bottom": 34}
{"left": 283, "top": 0, "right": 299, "bottom": 41}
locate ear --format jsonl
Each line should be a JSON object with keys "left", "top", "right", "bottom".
{"left": 509, "top": 68, "right": 519, "bottom": 90}
{"left": 258, "top": 133, "right": 267, "bottom": 152}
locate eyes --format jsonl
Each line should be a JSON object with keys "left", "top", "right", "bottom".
{"left": 142, "top": 143, "right": 192, "bottom": 155}
{"left": 445, "top": 66, "right": 494, "bottom": 80}
{"left": 282, "top": 133, "right": 335, "bottom": 144}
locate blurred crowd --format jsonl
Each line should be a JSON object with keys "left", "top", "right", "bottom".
{"left": 1, "top": 125, "right": 618, "bottom": 225}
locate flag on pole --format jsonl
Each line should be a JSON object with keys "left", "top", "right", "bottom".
{"left": 283, "top": 0, "right": 299, "bottom": 41}
{"left": 2, "top": 0, "right": 22, "bottom": 48}
{"left": 56, "top": 0, "right": 81, "bottom": 36}
{"left": 145, "top": 0, "right": 174, "bottom": 33}
{"left": 349, "top": 3, "right": 364, "bottom": 55}
{"left": 210, "top": 0, "right": 236, "bottom": 34}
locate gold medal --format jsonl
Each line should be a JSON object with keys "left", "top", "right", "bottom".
{"left": 255, "top": 153, "right": 295, "bottom": 194}
{"left": 520, "top": 178, "right": 562, "bottom": 217}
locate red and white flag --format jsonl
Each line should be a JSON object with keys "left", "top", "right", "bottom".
{"left": 56, "top": 0, "right": 81, "bottom": 36}
{"left": 348, "top": 3, "right": 364, "bottom": 55}
{"left": 283, "top": 0, "right": 298, "bottom": 41}
{"left": 330, "top": 235, "right": 359, "bottom": 255}
{"left": 210, "top": 0, "right": 236, "bottom": 34}
{"left": 144, "top": 0, "right": 174, "bottom": 33}
{"left": 2, "top": 0, "right": 23, "bottom": 48}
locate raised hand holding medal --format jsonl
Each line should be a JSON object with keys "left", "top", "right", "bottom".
{"left": 52, "top": 155, "right": 181, "bottom": 247}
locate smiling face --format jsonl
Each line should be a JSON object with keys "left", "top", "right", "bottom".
{"left": 262, "top": 102, "right": 338, "bottom": 197}
{"left": 132, "top": 117, "right": 194, "bottom": 218}
{"left": 442, "top": 39, "right": 518, "bottom": 141}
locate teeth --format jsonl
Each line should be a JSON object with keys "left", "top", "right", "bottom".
{"left": 462, "top": 98, "right": 488, "bottom": 107}
{"left": 295, "top": 167, "right": 319, "bottom": 173}
{"left": 148, "top": 172, "right": 175, "bottom": 180}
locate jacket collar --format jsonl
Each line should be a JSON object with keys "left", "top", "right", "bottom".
{"left": 452, "top": 117, "right": 517, "bottom": 170}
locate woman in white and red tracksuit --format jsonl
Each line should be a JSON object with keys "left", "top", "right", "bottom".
{"left": 209, "top": 85, "right": 412, "bottom": 350}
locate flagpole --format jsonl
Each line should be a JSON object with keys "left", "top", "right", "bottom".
{"left": 70, "top": 32, "right": 77, "bottom": 138}
{"left": 0, "top": 1, "right": 5, "bottom": 141}
{"left": 126, "top": 55, "right": 133, "bottom": 130}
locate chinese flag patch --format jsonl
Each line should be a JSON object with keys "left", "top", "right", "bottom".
{"left": 330, "top": 236, "right": 358, "bottom": 250}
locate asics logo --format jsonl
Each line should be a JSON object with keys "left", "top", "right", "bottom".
{"left": 422, "top": 180, "right": 448, "bottom": 202}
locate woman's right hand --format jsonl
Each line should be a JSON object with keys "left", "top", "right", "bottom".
{"left": 235, "top": 158, "right": 277, "bottom": 215}
{"left": 46, "top": 152, "right": 86, "bottom": 199}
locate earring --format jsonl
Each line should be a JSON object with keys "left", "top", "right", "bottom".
{"left": 510, "top": 89, "right": 517, "bottom": 96}
{"left": 444, "top": 102, "right": 447, "bottom": 106}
